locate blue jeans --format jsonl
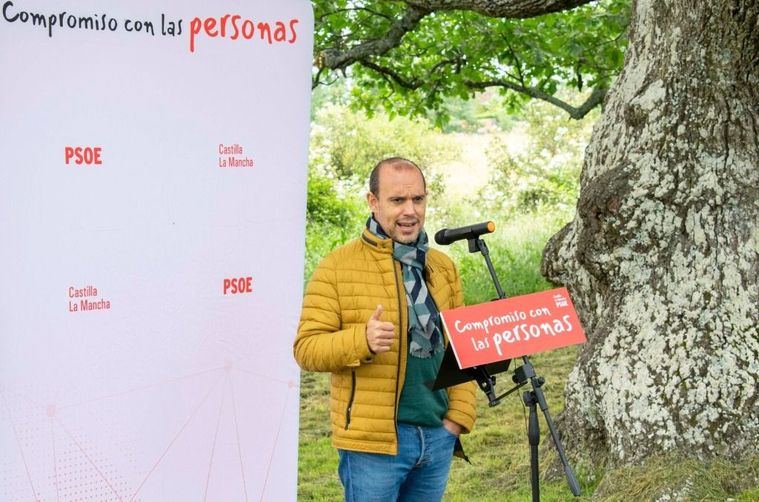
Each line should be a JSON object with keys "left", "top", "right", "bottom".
{"left": 338, "top": 423, "right": 458, "bottom": 502}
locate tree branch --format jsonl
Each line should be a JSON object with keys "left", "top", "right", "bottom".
{"left": 468, "top": 79, "right": 607, "bottom": 118}
{"left": 505, "top": 39, "right": 526, "bottom": 86}
{"left": 312, "top": 66, "right": 326, "bottom": 90}
{"left": 358, "top": 58, "right": 608, "bottom": 120}
{"left": 317, "top": 7, "right": 393, "bottom": 23}
{"left": 358, "top": 57, "right": 464, "bottom": 87}
{"left": 358, "top": 59, "right": 422, "bottom": 89}
{"left": 357, "top": 58, "right": 606, "bottom": 119}
{"left": 318, "top": 6, "right": 430, "bottom": 71}
{"left": 404, "top": 0, "right": 595, "bottom": 19}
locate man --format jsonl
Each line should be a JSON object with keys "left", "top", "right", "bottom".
{"left": 294, "top": 157, "right": 477, "bottom": 501}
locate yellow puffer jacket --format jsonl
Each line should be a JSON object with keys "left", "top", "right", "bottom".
{"left": 294, "top": 228, "right": 477, "bottom": 455}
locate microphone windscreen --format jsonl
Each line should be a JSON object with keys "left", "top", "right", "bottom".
{"left": 434, "top": 228, "right": 448, "bottom": 245}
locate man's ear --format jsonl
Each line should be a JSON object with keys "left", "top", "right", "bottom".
{"left": 367, "top": 191, "right": 378, "bottom": 213}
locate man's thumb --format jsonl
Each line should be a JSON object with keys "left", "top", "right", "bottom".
{"left": 370, "top": 304, "right": 383, "bottom": 321}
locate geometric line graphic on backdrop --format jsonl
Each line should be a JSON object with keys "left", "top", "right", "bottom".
{"left": 0, "top": 365, "right": 296, "bottom": 502}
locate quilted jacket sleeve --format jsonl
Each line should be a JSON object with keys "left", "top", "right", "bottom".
{"left": 294, "top": 254, "right": 374, "bottom": 373}
{"left": 444, "top": 262, "right": 478, "bottom": 433}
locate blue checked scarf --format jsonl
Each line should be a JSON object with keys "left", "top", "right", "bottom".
{"left": 367, "top": 216, "right": 444, "bottom": 358}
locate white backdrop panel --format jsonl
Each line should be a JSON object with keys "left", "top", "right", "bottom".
{"left": 0, "top": 1, "right": 312, "bottom": 500}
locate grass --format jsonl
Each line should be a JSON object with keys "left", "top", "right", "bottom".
{"left": 596, "top": 455, "right": 759, "bottom": 501}
{"left": 297, "top": 372, "right": 341, "bottom": 500}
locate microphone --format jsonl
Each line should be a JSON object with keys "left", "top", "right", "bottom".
{"left": 434, "top": 221, "right": 495, "bottom": 245}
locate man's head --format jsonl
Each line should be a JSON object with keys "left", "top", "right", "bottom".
{"left": 367, "top": 157, "right": 427, "bottom": 244}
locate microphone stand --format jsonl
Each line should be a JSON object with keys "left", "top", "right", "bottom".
{"left": 466, "top": 236, "right": 581, "bottom": 501}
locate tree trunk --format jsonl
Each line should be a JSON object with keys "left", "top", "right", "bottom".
{"left": 543, "top": 0, "right": 759, "bottom": 466}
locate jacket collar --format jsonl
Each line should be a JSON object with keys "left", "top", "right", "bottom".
{"left": 361, "top": 228, "right": 393, "bottom": 253}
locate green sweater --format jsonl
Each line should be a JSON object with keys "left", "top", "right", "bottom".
{"left": 397, "top": 348, "right": 448, "bottom": 427}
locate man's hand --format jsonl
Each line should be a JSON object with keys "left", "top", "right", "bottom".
{"left": 442, "top": 418, "right": 463, "bottom": 437}
{"left": 366, "top": 305, "right": 395, "bottom": 354}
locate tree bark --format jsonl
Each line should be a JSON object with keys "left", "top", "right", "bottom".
{"left": 405, "top": 0, "right": 594, "bottom": 18}
{"left": 543, "top": 0, "right": 759, "bottom": 465}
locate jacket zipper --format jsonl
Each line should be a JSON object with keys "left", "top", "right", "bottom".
{"left": 392, "top": 260, "right": 405, "bottom": 441}
{"left": 344, "top": 369, "right": 356, "bottom": 429}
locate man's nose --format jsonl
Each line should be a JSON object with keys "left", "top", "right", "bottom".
{"left": 401, "top": 200, "right": 416, "bottom": 215}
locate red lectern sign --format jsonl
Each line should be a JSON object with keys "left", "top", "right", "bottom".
{"left": 440, "top": 287, "right": 586, "bottom": 369}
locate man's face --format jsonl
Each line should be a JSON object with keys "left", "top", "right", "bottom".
{"left": 367, "top": 165, "right": 427, "bottom": 244}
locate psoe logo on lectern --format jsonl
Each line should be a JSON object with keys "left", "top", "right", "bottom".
{"left": 65, "top": 146, "right": 103, "bottom": 166}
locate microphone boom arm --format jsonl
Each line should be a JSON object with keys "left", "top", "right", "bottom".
{"left": 469, "top": 237, "right": 506, "bottom": 300}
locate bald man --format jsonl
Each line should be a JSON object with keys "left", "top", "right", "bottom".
{"left": 295, "top": 157, "right": 477, "bottom": 501}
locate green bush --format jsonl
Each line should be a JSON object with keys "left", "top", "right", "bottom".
{"left": 479, "top": 93, "right": 598, "bottom": 217}
{"left": 310, "top": 103, "right": 459, "bottom": 189}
